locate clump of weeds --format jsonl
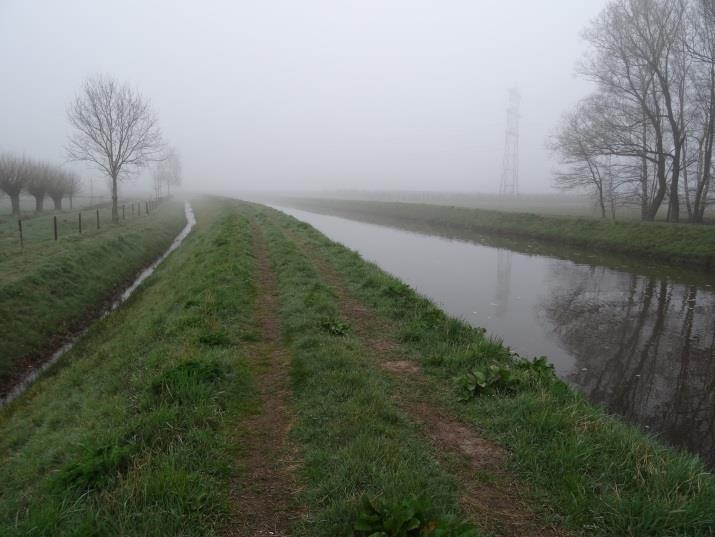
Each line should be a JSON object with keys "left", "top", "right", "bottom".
{"left": 354, "top": 495, "right": 478, "bottom": 537}
{"left": 198, "top": 330, "right": 232, "bottom": 346}
{"left": 456, "top": 356, "right": 556, "bottom": 401}
{"left": 319, "top": 317, "right": 350, "bottom": 336}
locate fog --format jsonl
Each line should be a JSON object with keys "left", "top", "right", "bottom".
{"left": 0, "top": 0, "right": 606, "bottom": 195}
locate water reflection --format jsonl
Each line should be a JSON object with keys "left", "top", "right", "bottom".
{"left": 272, "top": 205, "right": 715, "bottom": 467}
{"left": 544, "top": 267, "right": 715, "bottom": 465}
{"left": 494, "top": 250, "right": 512, "bottom": 319}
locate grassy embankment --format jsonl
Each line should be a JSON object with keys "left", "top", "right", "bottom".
{"left": 0, "top": 199, "right": 261, "bottom": 535}
{"left": 0, "top": 201, "right": 185, "bottom": 393}
{"left": 0, "top": 198, "right": 480, "bottom": 536}
{"left": 279, "top": 198, "right": 715, "bottom": 270}
{"left": 0, "top": 197, "right": 713, "bottom": 536}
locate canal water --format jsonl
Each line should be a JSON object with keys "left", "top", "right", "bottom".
{"left": 276, "top": 206, "right": 715, "bottom": 467}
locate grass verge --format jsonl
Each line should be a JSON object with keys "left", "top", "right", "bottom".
{"left": 0, "top": 201, "right": 185, "bottom": 392}
{"left": 278, "top": 198, "right": 715, "bottom": 270}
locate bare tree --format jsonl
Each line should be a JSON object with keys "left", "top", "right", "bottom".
{"left": 46, "top": 170, "right": 69, "bottom": 211}
{"left": 67, "top": 75, "right": 164, "bottom": 221}
{"left": 683, "top": 0, "right": 715, "bottom": 222}
{"left": 25, "top": 160, "right": 50, "bottom": 212}
{"left": 549, "top": 101, "right": 613, "bottom": 218}
{"left": 64, "top": 173, "right": 82, "bottom": 209}
{"left": 164, "top": 148, "right": 182, "bottom": 196}
{"left": 152, "top": 165, "right": 165, "bottom": 199}
{"left": 560, "top": 0, "right": 697, "bottom": 221}
{"left": 153, "top": 147, "right": 182, "bottom": 198}
{"left": 0, "top": 154, "right": 28, "bottom": 216}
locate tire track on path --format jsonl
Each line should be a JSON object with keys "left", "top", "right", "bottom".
{"left": 224, "top": 221, "right": 303, "bottom": 536}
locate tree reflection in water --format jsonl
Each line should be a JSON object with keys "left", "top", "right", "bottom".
{"left": 544, "top": 265, "right": 715, "bottom": 467}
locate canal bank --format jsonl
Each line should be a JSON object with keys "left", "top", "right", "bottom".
{"left": 274, "top": 205, "right": 715, "bottom": 469}
{"left": 278, "top": 198, "right": 715, "bottom": 270}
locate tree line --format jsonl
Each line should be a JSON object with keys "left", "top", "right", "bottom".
{"left": 550, "top": 0, "right": 715, "bottom": 222}
{"left": 0, "top": 155, "right": 81, "bottom": 215}
{"left": 1, "top": 74, "right": 181, "bottom": 220}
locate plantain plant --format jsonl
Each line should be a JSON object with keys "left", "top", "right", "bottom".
{"left": 354, "top": 495, "right": 478, "bottom": 537}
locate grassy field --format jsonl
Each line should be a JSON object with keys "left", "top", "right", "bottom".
{"left": 0, "top": 195, "right": 113, "bottom": 215}
{"left": 0, "top": 199, "right": 155, "bottom": 251}
{"left": 0, "top": 197, "right": 713, "bottom": 536}
{"left": 0, "top": 201, "right": 185, "bottom": 393}
{"left": 277, "top": 198, "right": 715, "bottom": 270}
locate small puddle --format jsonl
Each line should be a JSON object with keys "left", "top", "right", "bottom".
{"left": 0, "top": 201, "right": 196, "bottom": 408}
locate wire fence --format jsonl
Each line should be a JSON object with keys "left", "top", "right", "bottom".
{"left": 0, "top": 199, "right": 165, "bottom": 251}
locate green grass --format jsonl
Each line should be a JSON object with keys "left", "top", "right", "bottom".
{"left": 279, "top": 198, "right": 715, "bottom": 270}
{"left": 0, "top": 198, "right": 482, "bottom": 536}
{"left": 0, "top": 201, "right": 185, "bottom": 391}
{"left": 0, "top": 200, "right": 153, "bottom": 250}
{"left": 247, "top": 206, "right": 478, "bottom": 536}
{"left": 263, "top": 205, "right": 715, "bottom": 537}
{"left": 0, "top": 198, "right": 259, "bottom": 536}
{"left": 2, "top": 197, "right": 713, "bottom": 536}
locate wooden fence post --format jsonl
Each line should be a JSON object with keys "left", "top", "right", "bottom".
{"left": 18, "top": 219, "right": 23, "bottom": 248}
{"left": 146, "top": 201, "right": 149, "bottom": 215}
{"left": 122, "top": 205, "right": 126, "bottom": 219}
{"left": 79, "top": 212, "right": 82, "bottom": 234}
{"left": 53, "top": 216, "right": 58, "bottom": 241}
{"left": 96, "top": 208, "right": 100, "bottom": 229}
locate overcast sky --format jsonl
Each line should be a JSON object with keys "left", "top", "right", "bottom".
{"left": 0, "top": 0, "right": 607, "bottom": 194}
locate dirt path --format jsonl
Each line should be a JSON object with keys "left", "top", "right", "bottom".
{"left": 224, "top": 223, "right": 302, "bottom": 536}
{"left": 284, "top": 228, "right": 566, "bottom": 537}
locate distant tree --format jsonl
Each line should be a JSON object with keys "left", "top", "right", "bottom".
{"left": 164, "top": 149, "right": 182, "bottom": 196}
{"left": 67, "top": 75, "right": 164, "bottom": 221}
{"left": 152, "top": 165, "right": 165, "bottom": 199}
{"left": 0, "top": 154, "right": 28, "bottom": 215}
{"left": 25, "top": 160, "right": 51, "bottom": 212}
{"left": 153, "top": 147, "right": 182, "bottom": 198}
{"left": 65, "top": 173, "right": 82, "bottom": 209}
{"left": 46, "top": 170, "right": 69, "bottom": 211}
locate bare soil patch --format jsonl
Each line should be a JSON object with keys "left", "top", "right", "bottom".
{"left": 381, "top": 360, "right": 421, "bottom": 374}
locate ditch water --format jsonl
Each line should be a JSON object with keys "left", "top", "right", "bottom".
{"left": 276, "top": 206, "right": 715, "bottom": 468}
{"left": 0, "top": 202, "right": 196, "bottom": 408}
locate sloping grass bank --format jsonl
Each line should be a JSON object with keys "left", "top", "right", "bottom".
{"left": 0, "top": 202, "right": 185, "bottom": 392}
{"left": 263, "top": 204, "right": 715, "bottom": 536}
{"left": 280, "top": 198, "right": 715, "bottom": 270}
{"left": 0, "top": 199, "right": 259, "bottom": 535}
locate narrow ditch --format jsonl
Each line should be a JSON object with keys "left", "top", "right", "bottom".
{"left": 0, "top": 201, "right": 196, "bottom": 408}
